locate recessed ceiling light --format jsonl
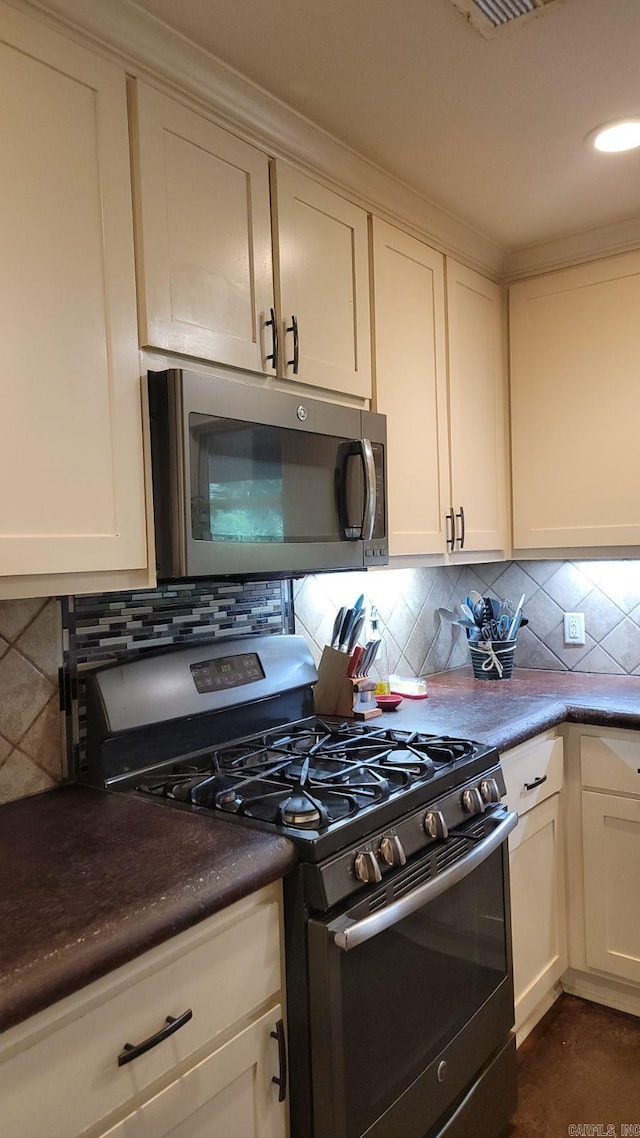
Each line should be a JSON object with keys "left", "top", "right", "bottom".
{"left": 590, "top": 119, "right": 640, "bottom": 153}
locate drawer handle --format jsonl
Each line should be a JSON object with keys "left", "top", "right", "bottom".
{"left": 270, "top": 1017, "right": 288, "bottom": 1102}
{"left": 118, "top": 1009, "right": 193, "bottom": 1067}
{"left": 524, "top": 775, "right": 547, "bottom": 792}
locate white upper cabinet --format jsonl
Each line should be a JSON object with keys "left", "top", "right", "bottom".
{"left": 371, "top": 219, "right": 449, "bottom": 555}
{"left": 131, "top": 91, "right": 371, "bottom": 400}
{"left": 371, "top": 221, "right": 508, "bottom": 560}
{"left": 510, "top": 251, "right": 640, "bottom": 550}
{"left": 446, "top": 259, "right": 508, "bottom": 555}
{"left": 131, "top": 81, "right": 276, "bottom": 374}
{"left": 0, "top": 2, "right": 148, "bottom": 581}
{"left": 271, "top": 161, "right": 372, "bottom": 399}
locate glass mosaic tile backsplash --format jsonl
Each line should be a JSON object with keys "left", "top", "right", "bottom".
{"left": 64, "top": 579, "right": 291, "bottom": 778}
{"left": 0, "top": 581, "right": 290, "bottom": 803}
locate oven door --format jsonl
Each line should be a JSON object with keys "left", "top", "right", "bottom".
{"left": 306, "top": 810, "right": 517, "bottom": 1138}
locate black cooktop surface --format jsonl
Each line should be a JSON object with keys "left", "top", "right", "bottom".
{"left": 133, "top": 721, "right": 498, "bottom": 858}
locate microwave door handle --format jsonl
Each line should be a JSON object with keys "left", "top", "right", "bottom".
{"left": 360, "top": 438, "right": 376, "bottom": 541}
{"left": 337, "top": 439, "right": 370, "bottom": 540}
{"left": 332, "top": 809, "right": 518, "bottom": 951}
{"left": 337, "top": 439, "right": 376, "bottom": 541}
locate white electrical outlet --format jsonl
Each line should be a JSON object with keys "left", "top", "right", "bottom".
{"left": 563, "top": 612, "right": 585, "bottom": 645}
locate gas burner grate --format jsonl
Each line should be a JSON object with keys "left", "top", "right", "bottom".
{"left": 134, "top": 719, "right": 486, "bottom": 835}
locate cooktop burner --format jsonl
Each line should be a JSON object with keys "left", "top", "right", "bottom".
{"left": 85, "top": 635, "right": 501, "bottom": 862}
{"left": 135, "top": 721, "right": 482, "bottom": 834}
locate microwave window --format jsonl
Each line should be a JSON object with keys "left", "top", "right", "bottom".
{"left": 189, "top": 414, "right": 362, "bottom": 544}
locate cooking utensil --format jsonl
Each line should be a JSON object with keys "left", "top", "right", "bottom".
{"left": 497, "top": 614, "right": 511, "bottom": 639}
{"left": 356, "top": 640, "right": 372, "bottom": 676}
{"left": 338, "top": 608, "right": 358, "bottom": 650}
{"left": 460, "top": 602, "right": 476, "bottom": 624}
{"left": 437, "top": 607, "right": 460, "bottom": 624}
{"left": 508, "top": 594, "right": 526, "bottom": 640}
{"left": 473, "top": 600, "right": 485, "bottom": 626}
{"left": 360, "top": 639, "right": 381, "bottom": 676}
{"left": 481, "top": 620, "right": 500, "bottom": 641}
{"left": 346, "top": 613, "right": 366, "bottom": 655}
{"left": 331, "top": 607, "right": 346, "bottom": 647}
{"left": 347, "top": 645, "right": 364, "bottom": 678}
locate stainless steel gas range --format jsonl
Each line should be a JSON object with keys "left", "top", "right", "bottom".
{"left": 85, "top": 634, "right": 518, "bottom": 1138}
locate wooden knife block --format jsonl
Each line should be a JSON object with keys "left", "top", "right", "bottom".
{"left": 313, "top": 645, "right": 382, "bottom": 720}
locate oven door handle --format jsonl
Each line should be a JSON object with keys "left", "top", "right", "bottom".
{"left": 332, "top": 809, "right": 518, "bottom": 952}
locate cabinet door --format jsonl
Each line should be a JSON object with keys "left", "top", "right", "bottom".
{"left": 446, "top": 260, "right": 508, "bottom": 555}
{"left": 0, "top": 3, "right": 147, "bottom": 577}
{"left": 510, "top": 252, "right": 640, "bottom": 549}
{"left": 99, "top": 1007, "right": 287, "bottom": 1138}
{"left": 509, "top": 794, "right": 567, "bottom": 1033}
{"left": 272, "top": 161, "right": 371, "bottom": 398}
{"left": 582, "top": 790, "right": 640, "bottom": 984}
{"left": 371, "top": 219, "right": 449, "bottom": 555}
{"left": 131, "top": 81, "right": 275, "bottom": 374}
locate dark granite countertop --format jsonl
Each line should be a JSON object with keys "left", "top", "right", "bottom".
{"left": 3, "top": 667, "right": 640, "bottom": 1039}
{"left": 375, "top": 668, "right": 640, "bottom": 751}
{"left": 0, "top": 785, "right": 296, "bottom": 1035}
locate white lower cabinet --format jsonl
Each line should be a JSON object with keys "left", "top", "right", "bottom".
{"left": 579, "top": 731, "right": 640, "bottom": 987}
{"left": 582, "top": 791, "right": 640, "bottom": 984}
{"left": 99, "top": 1006, "right": 285, "bottom": 1138}
{"left": 0, "top": 884, "right": 287, "bottom": 1138}
{"left": 503, "top": 731, "right": 567, "bottom": 1038}
{"left": 509, "top": 794, "right": 567, "bottom": 1036}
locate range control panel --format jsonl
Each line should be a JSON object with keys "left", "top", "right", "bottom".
{"left": 305, "top": 764, "right": 507, "bottom": 911}
{"left": 190, "top": 652, "right": 265, "bottom": 694}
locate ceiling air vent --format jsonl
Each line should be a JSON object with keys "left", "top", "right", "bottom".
{"left": 449, "top": 0, "right": 559, "bottom": 37}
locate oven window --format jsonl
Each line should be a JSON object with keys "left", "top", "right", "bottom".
{"left": 188, "top": 414, "right": 363, "bottom": 544}
{"left": 328, "top": 848, "right": 508, "bottom": 1138}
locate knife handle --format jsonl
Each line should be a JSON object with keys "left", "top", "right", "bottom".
{"left": 331, "top": 606, "right": 347, "bottom": 648}
{"left": 347, "top": 646, "right": 364, "bottom": 677}
{"left": 338, "top": 607, "right": 356, "bottom": 650}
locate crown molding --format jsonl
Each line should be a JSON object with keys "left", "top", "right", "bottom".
{"left": 504, "top": 214, "right": 640, "bottom": 281}
{"left": 21, "top": 0, "right": 506, "bottom": 278}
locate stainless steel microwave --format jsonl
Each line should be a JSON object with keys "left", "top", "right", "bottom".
{"left": 147, "top": 368, "right": 388, "bottom": 579}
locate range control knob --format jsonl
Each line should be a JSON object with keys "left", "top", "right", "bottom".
{"left": 354, "top": 850, "right": 382, "bottom": 884}
{"left": 462, "top": 787, "right": 485, "bottom": 815}
{"left": 480, "top": 777, "right": 501, "bottom": 804}
{"left": 379, "top": 833, "right": 407, "bottom": 867}
{"left": 424, "top": 810, "right": 448, "bottom": 841}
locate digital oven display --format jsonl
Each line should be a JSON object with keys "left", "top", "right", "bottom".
{"left": 190, "top": 653, "right": 265, "bottom": 694}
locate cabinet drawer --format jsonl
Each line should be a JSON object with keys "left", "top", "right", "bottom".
{"left": 99, "top": 1005, "right": 287, "bottom": 1138}
{"left": 503, "top": 733, "right": 564, "bottom": 817}
{"left": 581, "top": 733, "right": 640, "bottom": 796}
{"left": 0, "top": 886, "right": 282, "bottom": 1138}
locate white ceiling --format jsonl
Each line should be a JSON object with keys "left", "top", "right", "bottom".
{"left": 130, "top": 0, "right": 640, "bottom": 252}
